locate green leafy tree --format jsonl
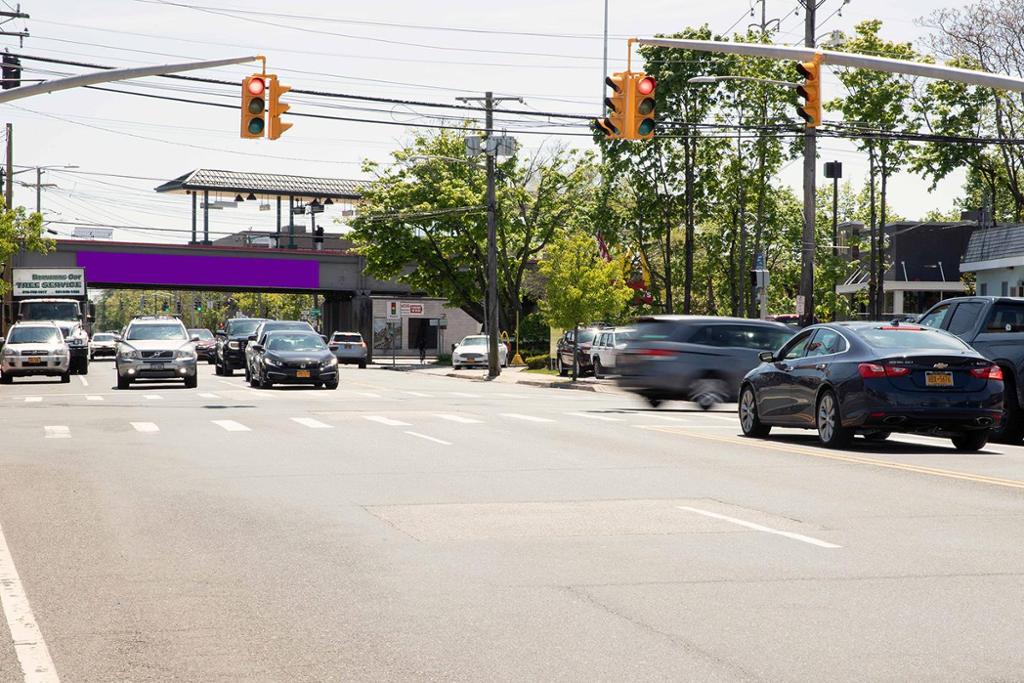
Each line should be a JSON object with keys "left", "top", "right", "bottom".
{"left": 538, "top": 231, "right": 632, "bottom": 379}
{"left": 1, "top": 198, "right": 50, "bottom": 298}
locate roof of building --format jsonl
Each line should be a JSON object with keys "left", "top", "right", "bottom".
{"left": 964, "top": 224, "right": 1024, "bottom": 264}
{"left": 154, "top": 169, "right": 363, "bottom": 200}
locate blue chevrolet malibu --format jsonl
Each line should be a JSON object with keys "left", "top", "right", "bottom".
{"left": 738, "top": 322, "right": 1004, "bottom": 451}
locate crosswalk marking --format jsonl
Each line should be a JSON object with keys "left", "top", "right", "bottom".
{"left": 43, "top": 425, "right": 69, "bottom": 439}
{"left": 363, "top": 415, "right": 410, "bottom": 427}
{"left": 501, "top": 413, "right": 554, "bottom": 423}
{"left": 290, "top": 417, "right": 332, "bottom": 429}
{"left": 144, "top": 394, "right": 163, "bottom": 400}
{"left": 77, "top": 375, "right": 89, "bottom": 386}
{"left": 404, "top": 431, "right": 452, "bottom": 445}
{"left": 564, "top": 411, "right": 622, "bottom": 422}
{"left": 199, "top": 392, "right": 219, "bottom": 399}
{"left": 130, "top": 422, "right": 159, "bottom": 433}
{"left": 24, "top": 397, "right": 41, "bottom": 403}
{"left": 85, "top": 395, "right": 104, "bottom": 402}
{"left": 212, "top": 419, "right": 250, "bottom": 432}
{"left": 435, "top": 413, "right": 483, "bottom": 424}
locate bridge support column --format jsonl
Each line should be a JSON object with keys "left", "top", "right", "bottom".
{"left": 354, "top": 291, "right": 373, "bottom": 364}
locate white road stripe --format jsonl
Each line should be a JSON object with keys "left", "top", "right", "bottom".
{"left": 435, "top": 413, "right": 483, "bottom": 424}
{"left": 363, "top": 415, "right": 411, "bottom": 427}
{"left": 402, "top": 391, "right": 432, "bottom": 398}
{"left": 144, "top": 395, "right": 163, "bottom": 401}
{"left": 198, "top": 392, "right": 219, "bottom": 399}
{"left": 290, "top": 417, "right": 332, "bottom": 429}
{"left": 85, "top": 395, "right": 104, "bottom": 402}
{"left": 0, "top": 518, "right": 60, "bottom": 683}
{"left": 130, "top": 422, "right": 159, "bottom": 433}
{"left": 76, "top": 375, "right": 88, "bottom": 387}
{"left": 645, "top": 413, "right": 687, "bottom": 422}
{"left": 212, "top": 419, "right": 250, "bottom": 432}
{"left": 564, "top": 411, "right": 623, "bottom": 422}
{"left": 43, "top": 426, "right": 70, "bottom": 439}
{"left": 353, "top": 391, "right": 381, "bottom": 398}
{"left": 496, "top": 393, "right": 528, "bottom": 399}
{"left": 448, "top": 392, "right": 479, "bottom": 398}
{"left": 500, "top": 413, "right": 554, "bottom": 423}
{"left": 677, "top": 506, "right": 842, "bottom": 549}
{"left": 404, "top": 431, "right": 452, "bottom": 445}
{"left": 24, "top": 397, "right": 41, "bottom": 403}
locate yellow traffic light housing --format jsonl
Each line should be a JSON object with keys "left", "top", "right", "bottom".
{"left": 240, "top": 74, "right": 266, "bottom": 139}
{"left": 795, "top": 55, "right": 822, "bottom": 128}
{"left": 632, "top": 73, "right": 656, "bottom": 140}
{"left": 595, "top": 72, "right": 630, "bottom": 140}
{"left": 267, "top": 74, "right": 293, "bottom": 140}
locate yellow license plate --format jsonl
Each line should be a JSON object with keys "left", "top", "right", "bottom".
{"left": 28, "top": 356, "right": 41, "bottom": 364}
{"left": 926, "top": 371, "right": 954, "bottom": 387}
{"left": 296, "top": 370, "right": 311, "bottom": 378}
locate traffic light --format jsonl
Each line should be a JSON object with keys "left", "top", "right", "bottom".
{"left": 633, "top": 73, "right": 657, "bottom": 140}
{"left": 1, "top": 53, "right": 21, "bottom": 90}
{"left": 162, "top": 302, "right": 170, "bottom": 313}
{"left": 240, "top": 74, "right": 267, "bottom": 139}
{"left": 795, "top": 55, "right": 822, "bottom": 128}
{"left": 594, "top": 72, "right": 630, "bottom": 140}
{"left": 266, "top": 74, "right": 292, "bottom": 140}
{"left": 175, "top": 299, "right": 182, "bottom": 316}
{"left": 193, "top": 296, "right": 202, "bottom": 312}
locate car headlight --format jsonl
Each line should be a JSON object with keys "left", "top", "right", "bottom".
{"left": 2, "top": 347, "right": 16, "bottom": 357}
{"left": 175, "top": 349, "right": 196, "bottom": 361}
{"left": 228, "top": 341, "right": 240, "bottom": 350}
{"left": 264, "top": 356, "right": 282, "bottom": 367}
{"left": 119, "top": 348, "right": 139, "bottom": 360}
{"left": 321, "top": 356, "right": 338, "bottom": 368}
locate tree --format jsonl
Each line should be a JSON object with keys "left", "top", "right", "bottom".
{"left": 0, "top": 198, "right": 50, "bottom": 298}
{"left": 538, "top": 231, "right": 632, "bottom": 380}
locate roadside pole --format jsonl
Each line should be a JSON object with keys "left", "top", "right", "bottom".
{"left": 798, "top": 0, "right": 817, "bottom": 328}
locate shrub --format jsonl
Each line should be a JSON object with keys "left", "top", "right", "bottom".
{"left": 525, "top": 354, "right": 549, "bottom": 370}
{"left": 435, "top": 352, "right": 452, "bottom": 366}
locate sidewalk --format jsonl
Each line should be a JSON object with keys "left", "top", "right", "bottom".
{"left": 388, "top": 363, "right": 618, "bottom": 393}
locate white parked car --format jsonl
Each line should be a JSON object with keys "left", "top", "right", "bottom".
{"left": 452, "top": 335, "right": 508, "bottom": 369}
{"left": 0, "top": 321, "right": 71, "bottom": 383}
{"left": 590, "top": 327, "right": 635, "bottom": 378}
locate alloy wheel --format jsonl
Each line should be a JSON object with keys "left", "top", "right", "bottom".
{"left": 818, "top": 394, "right": 836, "bottom": 442}
{"left": 740, "top": 389, "right": 756, "bottom": 432}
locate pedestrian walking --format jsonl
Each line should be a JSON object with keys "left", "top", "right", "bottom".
{"left": 417, "top": 334, "right": 427, "bottom": 364}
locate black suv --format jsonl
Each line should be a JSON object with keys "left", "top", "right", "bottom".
{"left": 215, "top": 318, "right": 265, "bottom": 376}
{"left": 555, "top": 326, "right": 607, "bottom": 377}
{"left": 919, "top": 296, "right": 1024, "bottom": 442}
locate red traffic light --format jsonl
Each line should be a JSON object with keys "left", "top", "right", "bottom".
{"left": 636, "top": 76, "right": 656, "bottom": 96}
{"left": 247, "top": 77, "right": 266, "bottom": 96}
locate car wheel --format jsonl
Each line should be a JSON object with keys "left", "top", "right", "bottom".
{"left": 557, "top": 357, "right": 568, "bottom": 377}
{"left": 184, "top": 374, "right": 197, "bottom": 389}
{"left": 258, "top": 368, "right": 272, "bottom": 389}
{"left": 117, "top": 374, "right": 130, "bottom": 390}
{"left": 816, "top": 390, "right": 853, "bottom": 448}
{"left": 692, "top": 378, "right": 727, "bottom": 411}
{"left": 248, "top": 370, "right": 260, "bottom": 388}
{"left": 992, "top": 373, "right": 1024, "bottom": 443}
{"left": 863, "top": 430, "right": 891, "bottom": 442}
{"left": 645, "top": 396, "right": 662, "bottom": 408}
{"left": 593, "top": 357, "right": 603, "bottom": 379}
{"left": 359, "top": 361, "right": 367, "bottom": 369}
{"left": 215, "top": 358, "right": 223, "bottom": 376}
{"left": 0, "top": 374, "right": 12, "bottom": 384}
{"left": 325, "top": 378, "right": 339, "bottom": 390}
{"left": 80, "top": 360, "right": 89, "bottom": 376}
{"left": 739, "top": 385, "right": 771, "bottom": 437}
{"left": 244, "top": 365, "right": 251, "bottom": 383}
{"left": 951, "top": 431, "right": 989, "bottom": 452}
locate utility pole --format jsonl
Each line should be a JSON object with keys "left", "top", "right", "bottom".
{"left": 4, "top": 123, "right": 11, "bottom": 208}
{"left": 35, "top": 166, "right": 40, "bottom": 213}
{"left": 798, "top": 0, "right": 820, "bottom": 328}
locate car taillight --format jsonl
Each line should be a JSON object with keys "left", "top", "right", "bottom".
{"left": 885, "top": 365, "right": 910, "bottom": 377}
{"left": 859, "top": 363, "right": 911, "bottom": 378}
{"left": 641, "top": 349, "right": 678, "bottom": 358}
{"left": 970, "top": 365, "right": 1003, "bottom": 381}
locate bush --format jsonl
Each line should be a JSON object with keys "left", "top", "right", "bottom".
{"left": 525, "top": 354, "right": 550, "bottom": 370}
{"left": 435, "top": 352, "right": 452, "bottom": 366}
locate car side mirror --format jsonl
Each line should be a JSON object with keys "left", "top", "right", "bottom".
{"left": 247, "top": 334, "right": 257, "bottom": 341}
{"left": 321, "top": 335, "right": 329, "bottom": 344}
{"left": 113, "top": 335, "right": 122, "bottom": 343}
{"left": 0, "top": 337, "right": 5, "bottom": 346}
{"left": 759, "top": 351, "right": 775, "bottom": 363}
{"left": 251, "top": 343, "right": 263, "bottom": 352}
{"left": 451, "top": 343, "right": 457, "bottom": 352}
{"left": 190, "top": 334, "right": 200, "bottom": 342}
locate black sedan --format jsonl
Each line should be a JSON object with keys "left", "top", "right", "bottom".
{"left": 738, "top": 322, "right": 1003, "bottom": 451}
{"left": 248, "top": 330, "right": 339, "bottom": 389}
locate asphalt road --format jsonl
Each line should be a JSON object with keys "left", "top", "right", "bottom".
{"left": 2, "top": 361, "right": 1024, "bottom": 681}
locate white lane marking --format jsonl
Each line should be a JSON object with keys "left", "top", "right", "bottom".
{"left": 363, "top": 415, "right": 411, "bottom": 427}
{"left": 435, "top": 413, "right": 483, "bottom": 424}
{"left": 198, "top": 392, "right": 219, "bottom": 399}
{"left": 404, "top": 431, "right": 452, "bottom": 445}
{"left": 0, "top": 518, "right": 60, "bottom": 683}
{"left": 212, "top": 419, "right": 250, "bottom": 432}
{"left": 290, "top": 417, "right": 332, "bottom": 429}
{"left": 677, "top": 506, "right": 842, "bottom": 549}
{"left": 24, "top": 397, "right": 41, "bottom": 403}
{"left": 353, "top": 391, "right": 381, "bottom": 398}
{"left": 130, "top": 422, "right": 159, "bottom": 433}
{"left": 564, "top": 411, "right": 623, "bottom": 422}
{"left": 43, "top": 425, "right": 70, "bottom": 439}
{"left": 496, "top": 393, "right": 528, "bottom": 399}
{"left": 76, "top": 375, "right": 88, "bottom": 387}
{"left": 699, "top": 413, "right": 739, "bottom": 422}
{"left": 448, "top": 392, "right": 479, "bottom": 398}
{"left": 402, "top": 391, "right": 432, "bottom": 398}
{"left": 144, "top": 395, "right": 163, "bottom": 401}
{"left": 85, "top": 395, "right": 104, "bottom": 402}
{"left": 500, "top": 413, "right": 554, "bottom": 423}
{"left": 645, "top": 413, "right": 687, "bottom": 422}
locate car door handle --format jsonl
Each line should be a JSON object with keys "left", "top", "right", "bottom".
{"left": 815, "top": 363, "right": 828, "bottom": 371}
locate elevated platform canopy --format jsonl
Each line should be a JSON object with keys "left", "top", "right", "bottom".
{"left": 155, "top": 168, "right": 362, "bottom": 202}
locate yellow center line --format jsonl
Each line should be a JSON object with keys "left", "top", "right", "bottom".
{"left": 639, "top": 425, "right": 1024, "bottom": 491}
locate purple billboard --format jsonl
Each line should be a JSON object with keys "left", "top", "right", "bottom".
{"left": 76, "top": 251, "right": 319, "bottom": 290}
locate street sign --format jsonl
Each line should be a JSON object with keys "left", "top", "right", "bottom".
{"left": 309, "top": 204, "right": 324, "bottom": 214}
{"left": 13, "top": 268, "right": 85, "bottom": 297}
{"left": 307, "top": 308, "right": 320, "bottom": 318}
{"left": 399, "top": 302, "right": 424, "bottom": 316}
{"left": 754, "top": 251, "right": 766, "bottom": 271}
{"left": 796, "top": 295, "right": 806, "bottom": 316}
{"left": 385, "top": 300, "right": 399, "bottom": 322}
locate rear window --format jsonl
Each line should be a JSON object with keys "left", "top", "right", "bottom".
{"left": 983, "top": 303, "right": 1024, "bottom": 332}
{"left": 632, "top": 321, "right": 689, "bottom": 342}
{"left": 93, "top": 333, "right": 115, "bottom": 341}
{"left": 858, "top": 327, "right": 969, "bottom": 351}
{"left": 333, "top": 333, "right": 363, "bottom": 343}
{"left": 695, "top": 324, "right": 793, "bottom": 350}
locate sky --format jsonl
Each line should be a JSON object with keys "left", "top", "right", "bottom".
{"left": 1, "top": 0, "right": 964, "bottom": 244}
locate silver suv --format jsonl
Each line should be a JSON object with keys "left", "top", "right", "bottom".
{"left": 116, "top": 316, "right": 199, "bottom": 389}
{"left": 0, "top": 322, "right": 71, "bottom": 384}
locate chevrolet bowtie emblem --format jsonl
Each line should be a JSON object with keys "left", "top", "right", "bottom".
{"left": 933, "top": 362, "right": 949, "bottom": 369}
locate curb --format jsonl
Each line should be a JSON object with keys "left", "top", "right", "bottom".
{"left": 442, "top": 371, "right": 607, "bottom": 392}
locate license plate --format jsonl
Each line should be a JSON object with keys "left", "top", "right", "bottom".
{"left": 344, "top": 344, "right": 351, "bottom": 349}
{"left": 150, "top": 363, "right": 165, "bottom": 370}
{"left": 926, "top": 371, "right": 954, "bottom": 387}
{"left": 296, "top": 369, "right": 311, "bottom": 378}
{"left": 28, "top": 356, "right": 41, "bottom": 364}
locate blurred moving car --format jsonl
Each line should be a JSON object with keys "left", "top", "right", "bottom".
{"left": 0, "top": 322, "right": 71, "bottom": 383}
{"left": 248, "top": 330, "right": 338, "bottom": 389}
{"left": 328, "top": 331, "right": 368, "bottom": 368}
{"left": 616, "top": 316, "right": 793, "bottom": 409}
{"left": 739, "top": 322, "right": 1003, "bottom": 452}
{"left": 89, "top": 332, "right": 118, "bottom": 360}
{"left": 555, "top": 326, "right": 605, "bottom": 376}
{"left": 187, "top": 328, "right": 216, "bottom": 364}
{"left": 452, "top": 335, "right": 508, "bottom": 369}
{"left": 116, "top": 316, "right": 199, "bottom": 389}
{"left": 244, "top": 320, "right": 314, "bottom": 381}
{"left": 590, "top": 327, "right": 635, "bottom": 378}
{"left": 214, "top": 317, "right": 265, "bottom": 376}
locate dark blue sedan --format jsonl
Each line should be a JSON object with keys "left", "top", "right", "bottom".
{"left": 738, "top": 323, "right": 1004, "bottom": 451}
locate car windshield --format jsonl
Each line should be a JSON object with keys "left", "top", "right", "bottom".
{"left": 57, "top": 326, "right": 75, "bottom": 338}
{"left": 93, "top": 333, "right": 115, "bottom": 342}
{"left": 127, "top": 324, "right": 187, "bottom": 341}
{"left": 333, "top": 333, "right": 363, "bottom": 343}
{"left": 7, "top": 326, "right": 61, "bottom": 344}
{"left": 226, "top": 319, "right": 262, "bottom": 336}
{"left": 264, "top": 322, "right": 311, "bottom": 333}
{"left": 858, "top": 326, "right": 969, "bottom": 351}
{"left": 461, "top": 337, "right": 487, "bottom": 347}
{"left": 19, "top": 302, "right": 80, "bottom": 321}
{"left": 266, "top": 333, "right": 326, "bottom": 352}
{"left": 187, "top": 329, "right": 213, "bottom": 340}
{"left": 632, "top": 321, "right": 686, "bottom": 342}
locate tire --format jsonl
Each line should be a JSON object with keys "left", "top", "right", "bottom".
{"left": 80, "top": 360, "right": 89, "bottom": 376}
{"left": 645, "top": 396, "right": 662, "bottom": 408}
{"left": 0, "top": 374, "right": 12, "bottom": 384}
{"left": 60, "top": 372, "right": 71, "bottom": 384}
{"left": 359, "top": 361, "right": 366, "bottom": 369}
{"left": 816, "top": 390, "right": 854, "bottom": 448}
{"left": 453, "top": 364, "right": 461, "bottom": 370}
{"left": 739, "top": 385, "right": 771, "bottom": 437}
{"left": 863, "top": 431, "right": 891, "bottom": 442}
{"left": 244, "top": 363, "right": 251, "bottom": 383}
{"left": 992, "top": 372, "right": 1024, "bottom": 443}
{"left": 184, "top": 374, "right": 197, "bottom": 389}
{"left": 215, "top": 358, "right": 224, "bottom": 376}
{"left": 249, "top": 370, "right": 259, "bottom": 388}
{"left": 557, "top": 357, "right": 568, "bottom": 377}
{"left": 951, "top": 431, "right": 989, "bottom": 452}
{"left": 315, "top": 382, "right": 324, "bottom": 389}
{"left": 692, "top": 378, "right": 727, "bottom": 411}
{"left": 325, "top": 378, "right": 339, "bottom": 390}
{"left": 117, "top": 374, "right": 130, "bottom": 390}
{"left": 593, "top": 357, "right": 604, "bottom": 379}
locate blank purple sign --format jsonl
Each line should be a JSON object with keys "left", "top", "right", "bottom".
{"left": 76, "top": 251, "right": 319, "bottom": 289}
